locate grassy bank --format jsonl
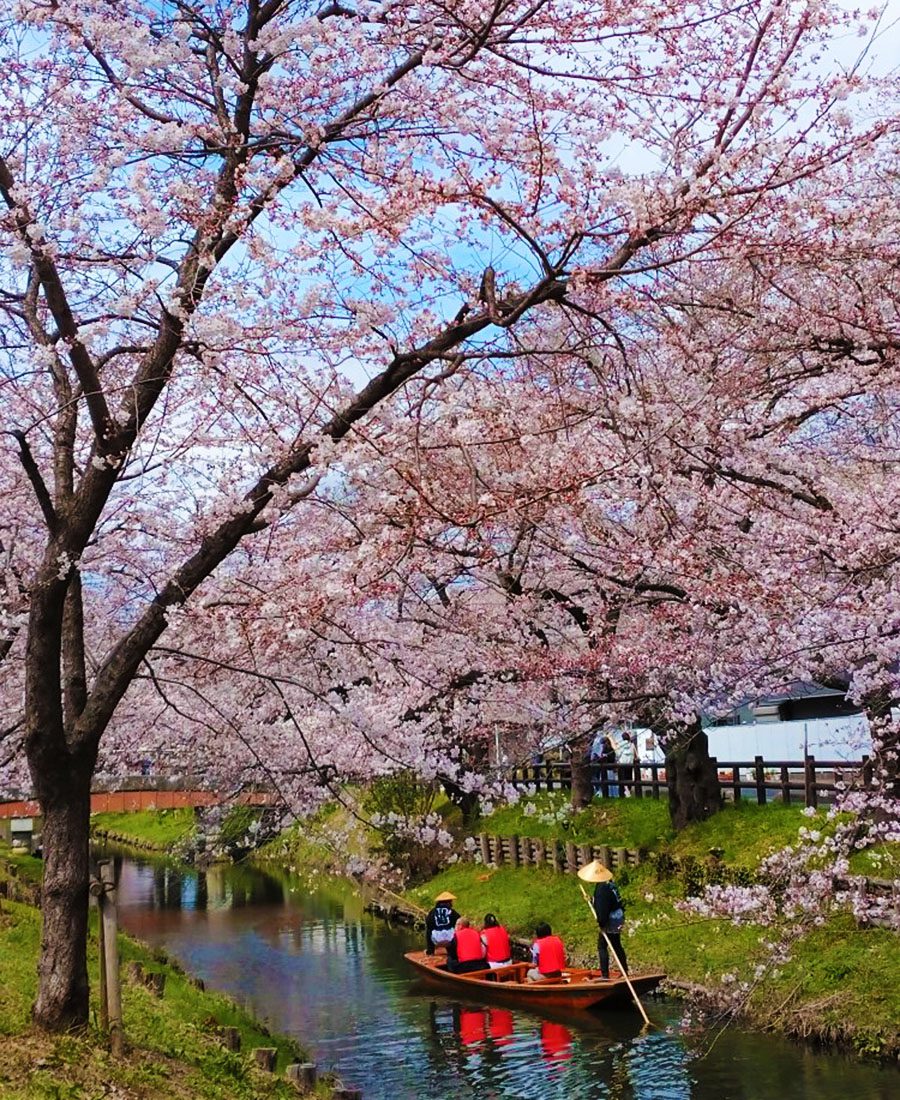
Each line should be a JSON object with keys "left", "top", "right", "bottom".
{"left": 407, "top": 796, "right": 900, "bottom": 1061}
{"left": 91, "top": 808, "right": 197, "bottom": 851}
{"left": 0, "top": 847, "right": 328, "bottom": 1099}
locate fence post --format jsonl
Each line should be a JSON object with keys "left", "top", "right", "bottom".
{"left": 804, "top": 755, "right": 818, "bottom": 809}
{"left": 221, "top": 1026, "right": 241, "bottom": 1051}
{"left": 287, "top": 1063, "right": 318, "bottom": 1089}
{"left": 598, "top": 843, "right": 611, "bottom": 870}
{"left": 861, "top": 754, "right": 873, "bottom": 787}
{"left": 94, "top": 885, "right": 108, "bottom": 1031}
{"left": 549, "top": 839, "right": 561, "bottom": 873}
{"left": 651, "top": 763, "right": 660, "bottom": 799}
{"left": 732, "top": 763, "right": 742, "bottom": 802}
{"left": 634, "top": 766, "right": 644, "bottom": 799}
{"left": 578, "top": 843, "right": 592, "bottom": 868}
{"left": 253, "top": 1048, "right": 276, "bottom": 1072}
{"left": 98, "top": 861, "right": 124, "bottom": 1057}
{"left": 479, "top": 833, "right": 490, "bottom": 866}
{"left": 510, "top": 834, "right": 520, "bottom": 867}
{"left": 780, "top": 764, "right": 791, "bottom": 804}
{"left": 533, "top": 837, "right": 546, "bottom": 866}
{"left": 755, "top": 756, "right": 766, "bottom": 805}
{"left": 614, "top": 846, "right": 628, "bottom": 871}
{"left": 564, "top": 840, "right": 576, "bottom": 873}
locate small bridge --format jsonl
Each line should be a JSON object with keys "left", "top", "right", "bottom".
{"left": 0, "top": 775, "right": 270, "bottom": 821}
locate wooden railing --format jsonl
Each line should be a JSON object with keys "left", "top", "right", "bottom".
{"left": 472, "top": 833, "right": 643, "bottom": 874}
{"left": 510, "top": 755, "right": 873, "bottom": 809}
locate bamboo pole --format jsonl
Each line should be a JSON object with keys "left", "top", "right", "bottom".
{"left": 578, "top": 883, "right": 651, "bottom": 1028}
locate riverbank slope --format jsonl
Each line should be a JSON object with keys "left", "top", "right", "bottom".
{"left": 0, "top": 847, "right": 326, "bottom": 1099}
{"left": 404, "top": 798, "right": 899, "bottom": 1062}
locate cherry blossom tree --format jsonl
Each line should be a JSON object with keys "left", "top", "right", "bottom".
{"left": 0, "top": 0, "right": 887, "bottom": 1032}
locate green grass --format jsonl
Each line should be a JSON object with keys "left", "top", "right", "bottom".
{"left": 667, "top": 800, "right": 821, "bottom": 864}
{"left": 91, "top": 809, "right": 197, "bottom": 850}
{"left": 255, "top": 800, "right": 371, "bottom": 871}
{"left": 848, "top": 841, "right": 900, "bottom": 879}
{"left": 0, "top": 888, "right": 329, "bottom": 1099}
{"left": 481, "top": 792, "right": 820, "bottom": 860}
{"left": 482, "top": 791, "right": 674, "bottom": 848}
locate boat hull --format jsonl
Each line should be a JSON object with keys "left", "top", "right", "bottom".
{"left": 404, "top": 951, "right": 664, "bottom": 1012}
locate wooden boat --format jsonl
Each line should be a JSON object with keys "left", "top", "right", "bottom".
{"left": 404, "top": 951, "right": 665, "bottom": 1012}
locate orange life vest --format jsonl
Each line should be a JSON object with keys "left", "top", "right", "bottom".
{"left": 455, "top": 925, "right": 485, "bottom": 963}
{"left": 535, "top": 934, "right": 566, "bottom": 974}
{"left": 482, "top": 924, "right": 511, "bottom": 963}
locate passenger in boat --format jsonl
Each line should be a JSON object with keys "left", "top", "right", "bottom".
{"left": 447, "top": 917, "right": 488, "bottom": 974}
{"left": 527, "top": 921, "right": 566, "bottom": 981}
{"left": 577, "top": 860, "right": 628, "bottom": 979}
{"left": 425, "top": 890, "right": 460, "bottom": 955}
{"left": 480, "top": 913, "right": 512, "bottom": 968}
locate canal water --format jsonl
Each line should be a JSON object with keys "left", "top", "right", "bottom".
{"left": 108, "top": 853, "right": 897, "bottom": 1100}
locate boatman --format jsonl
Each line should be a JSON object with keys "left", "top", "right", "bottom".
{"left": 577, "top": 860, "right": 628, "bottom": 979}
{"left": 425, "top": 890, "right": 460, "bottom": 955}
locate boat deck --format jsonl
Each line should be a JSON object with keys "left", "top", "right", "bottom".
{"left": 405, "top": 951, "right": 665, "bottom": 1011}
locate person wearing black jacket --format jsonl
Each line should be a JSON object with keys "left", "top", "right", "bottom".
{"left": 425, "top": 890, "right": 460, "bottom": 954}
{"left": 577, "top": 861, "right": 628, "bottom": 979}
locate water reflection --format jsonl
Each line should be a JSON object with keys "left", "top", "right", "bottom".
{"left": 103, "top": 850, "right": 898, "bottom": 1100}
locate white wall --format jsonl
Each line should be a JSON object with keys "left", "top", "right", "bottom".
{"left": 703, "top": 714, "right": 871, "bottom": 762}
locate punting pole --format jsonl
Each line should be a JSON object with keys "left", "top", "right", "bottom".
{"left": 579, "top": 882, "right": 652, "bottom": 1028}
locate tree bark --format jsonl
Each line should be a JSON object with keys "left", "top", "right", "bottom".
{"left": 665, "top": 722, "right": 721, "bottom": 831}
{"left": 31, "top": 768, "right": 92, "bottom": 1030}
{"left": 570, "top": 733, "right": 594, "bottom": 810}
{"left": 862, "top": 688, "right": 899, "bottom": 807}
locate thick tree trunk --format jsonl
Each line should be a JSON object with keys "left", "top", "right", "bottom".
{"left": 665, "top": 723, "right": 721, "bottom": 831}
{"left": 32, "top": 772, "right": 92, "bottom": 1030}
{"left": 570, "top": 734, "right": 594, "bottom": 810}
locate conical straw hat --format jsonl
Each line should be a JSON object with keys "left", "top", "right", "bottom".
{"left": 434, "top": 891, "right": 457, "bottom": 902}
{"left": 576, "top": 860, "right": 613, "bottom": 883}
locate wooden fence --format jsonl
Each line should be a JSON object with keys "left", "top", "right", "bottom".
{"left": 510, "top": 755, "right": 873, "bottom": 809}
{"left": 472, "top": 832, "right": 643, "bottom": 875}
{"left": 466, "top": 833, "right": 898, "bottom": 928}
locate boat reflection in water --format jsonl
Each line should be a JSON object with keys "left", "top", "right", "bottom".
{"left": 540, "top": 1021, "right": 574, "bottom": 1065}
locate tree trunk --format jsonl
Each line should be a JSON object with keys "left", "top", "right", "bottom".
{"left": 665, "top": 722, "right": 721, "bottom": 831}
{"left": 570, "top": 733, "right": 594, "bottom": 810}
{"left": 863, "top": 688, "right": 899, "bottom": 808}
{"left": 32, "top": 772, "right": 92, "bottom": 1030}
{"left": 441, "top": 778, "right": 481, "bottom": 827}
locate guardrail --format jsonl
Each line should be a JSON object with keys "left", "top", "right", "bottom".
{"left": 510, "top": 755, "right": 873, "bottom": 809}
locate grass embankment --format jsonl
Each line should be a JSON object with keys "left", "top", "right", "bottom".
{"left": 255, "top": 801, "right": 371, "bottom": 874}
{"left": 0, "top": 849, "right": 327, "bottom": 1099}
{"left": 91, "top": 808, "right": 197, "bottom": 851}
{"left": 408, "top": 796, "right": 900, "bottom": 1061}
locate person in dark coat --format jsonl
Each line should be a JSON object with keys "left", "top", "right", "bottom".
{"left": 425, "top": 890, "right": 460, "bottom": 954}
{"left": 577, "top": 861, "right": 628, "bottom": 979}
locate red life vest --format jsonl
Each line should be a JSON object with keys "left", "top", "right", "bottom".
{"left": 535, "top": 934, "right": 566, "bottom": 974}
{"left": 455, "top": 926, "right": 485, "bottom": 963}
{"left": 482, "top": 924, "right": 511, "bottom": 963}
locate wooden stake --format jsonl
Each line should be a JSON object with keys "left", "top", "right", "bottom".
{"left": 98, "top": 861, "right": 124, "bottom": 1055}
{"left": 578, "top": 883, "right": 651, "bottom": 1028}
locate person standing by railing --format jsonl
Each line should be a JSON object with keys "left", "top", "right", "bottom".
{"left": 616, "top": 732, "right": 637, "bottom": 796}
